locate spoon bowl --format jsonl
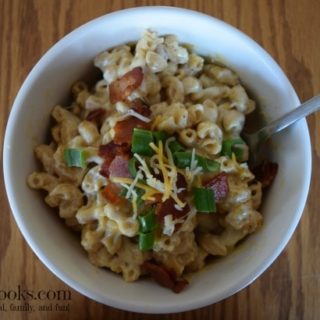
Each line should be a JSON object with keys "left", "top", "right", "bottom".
{"left": 243, "top": 95, "right": 320, "bottom": 166}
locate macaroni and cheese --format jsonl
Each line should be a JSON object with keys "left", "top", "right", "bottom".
{"left": 28, "top": 30, "right": 270, "bottom": 293}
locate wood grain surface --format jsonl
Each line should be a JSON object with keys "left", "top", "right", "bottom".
{"left": 1, "top": 0, "right": 319, "bottom": 319}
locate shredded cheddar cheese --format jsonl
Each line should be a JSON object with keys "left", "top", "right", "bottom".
{"left": 111, "top": 177, "right": 159, "bottom": 198}
{"left": 149, "top": 140, "right": 186, "bottom": 208}
{"left": 150, "top": 141, "right": 171, "bottom": 201}
{"left": 151, "top": 115, "right": 162, "bottom": 130}
{"left": 112, "top": 138, "right": 188, "bottom": 210}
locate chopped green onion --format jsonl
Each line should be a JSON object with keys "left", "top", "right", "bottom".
{"left": 193, "top": 187, "right": 216, "bottom": 213}
{"left": 63, "top": 148, "right": 87, "bottom": 168}
{"left": 138, "top": 207, "right": 156, "bottom": 233}
{"left": 152, "top": 131, "right": 169, "bottom": 144}
{"left": 128, "top": 157, "right": 138, "bottom": 178}
{"left": 138, "top": 207, "right": 157, "bottom": 251}
{"left": 221, "top": 138, "right": 246, "bottom": 160}
{"left": 233, "top": 146, "right": 244, "bottom": 160}
{"left": 173, "top": 151, "right": 193, "bottom": 168}
{"left": 168, "top": 140, "right": 185, "bottom": 154}
{"left": 233, "top": 143, "right": 248, "bottom": 162}
{"left": 139, "top": 231, "right": 155, "bottom": 251}
{"left": 131, "top": 128, "right": 154, "bottom": 156}
{"left": 135, "top": 188, "right": 145, "bottom": 208}
{"left": 197, "top": 157, "right": 220, "bottom": 172}
{"left": 173, "top": 152, "right": 220, "bottom": 172}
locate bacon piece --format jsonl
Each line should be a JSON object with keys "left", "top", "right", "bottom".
{"left": 114, "top": 116, "right": 150, "bottom": 145}
{"left": 154, "top": 173, "right": 189, "bottom": 231}
{"left": 156, "top": 198, "right": 190, "bottom": 227}
{"left": 99, "top": 141, "right": 130, "bottom": 159}
{"left": 253, "top": 160, "right": 278, "bottom": 188}
{"left": 100, "top": 160, "right": 112, "bottom": 178}
{"left": 99, "top": 142, "right": 131, "bottom": 177}
{"left": 176, "top": 173, "right": 188, "bottom": 199}
{"left": 204, "top": 172, "right": 229, "bottom": 202}
{"left": 86, "top": 108, "right": 106, "bottom": 122}
{"left": 109, "top": 67, "right": 144, "bottom": 103}
{"left": 142, "top": 261, "right": 188, "bottom": 293}
{"left": 99, "top": 145, "right": 115, "bottom": 178}
{"left": 109, "top": 156, "right": 131, "bottom": 178}
{"left": 99, "top": 141, "right": 117, "bottom": 159}
{"left": 103, "top": 183, "right": 124, "bottom": 205}
{"left": 130, "top": 99, "right": 151, "bottom": 117}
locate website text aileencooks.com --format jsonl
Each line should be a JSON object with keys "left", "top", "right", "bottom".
{"left": 0, "top": 286, "right": 71, "bottom": 301}
{"left": 0, "top": 286, "right": 71, "bottom": 313}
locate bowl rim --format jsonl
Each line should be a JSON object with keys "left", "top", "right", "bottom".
{"left": 3, "top": 6, "right": 312, "bottom": 313}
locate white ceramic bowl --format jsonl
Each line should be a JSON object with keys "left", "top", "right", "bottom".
{"left": 3, "top": 6, "right": 311, "bottom": 313}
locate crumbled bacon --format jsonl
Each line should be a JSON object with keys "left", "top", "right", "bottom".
{"left": 114, "top": 117, "right": 150, "bottom": 145}
{"left": 99, "top": 142, "right": 131, "bottom": 177}
{"left": 109, "top": 156, "right": 131, "bottom": 178}
{"left": 99, "top": 142, "right": 130, "bottom": 159}
{"left": 204, "top": 172, "right": 229, "bottom": 202}
{"left": 100, "top": 160, "right": 112, "bottom": 178}
{"left": 155, "top": 173, "right": 189, "bottom": 228}
{"left": 253, "top": 160, "right": 278, "bottom": 188}
{"left": 176, "top": 173, "right": 188, "bottom": 199}
{"left": 156, "top": 198, "right": 190, "bottom": 225}
{"left": 99, "top": 141, "right": 117, "bottom": 159}
{"left": 109, "top": 67, "right": 144, "bottom": 104}
{"left": 142, "top": 261, "right": 188, "bottom": 293}
{"left": 130, "top": 98, "right": 151, "bottom": 117}
{"left": 103, "top": 183, "right": 124, "bottom": 205}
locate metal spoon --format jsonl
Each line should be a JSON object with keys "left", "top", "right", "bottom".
{"left": 243, "top": 95, "right": 320, "bottom": 166}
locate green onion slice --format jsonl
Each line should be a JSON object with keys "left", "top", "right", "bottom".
{"left": 63, "top": 148, "right": 87, "bottom": 168}
{"left": 152, "top": 131, "right": 169, "bottom": 144}
{"left": 173, "top": 151, "right": 193, "bottom": 168}
{"left": 221, "top": 138, "right": 246, "bottom": 159}
{"left": 128, "top": 157, "right": 138, "bottom": 178}
{"left": 233, "top": 143, "right": 248, "bottom": 162}
{"left": 197, "top": 157, "right": 220, "bottom": 172}
{"left": 139, "top": 231, "right": 155, "bottom": 251}
{"left": 131, "top": 128, "right": 154, "bottom": 156}
{"left": 173, "top": 152, "right": 220, "bottom": 172}
{"left": 138, "top": 207, "right": 157, "bottom": 251}
{"left": 193, "top": 187, "right": 216, "bottom": 213}
{"left": 138, "top": 207, "right": 156, "bottom": 233}
{"left": 135, "top": 188, "right": 145, "bottom": 208}
{"left": 168, "top": 140, "right": 185, "bottom": 154}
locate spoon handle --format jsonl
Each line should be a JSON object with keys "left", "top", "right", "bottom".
{"left": 257, "top": 95, "right": 320, "bottom": 138}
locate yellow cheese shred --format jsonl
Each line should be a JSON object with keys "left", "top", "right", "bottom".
{"left": 151, "top": 115, "right": 162, "bottom": 130}
{"left": 150, "top": 140, "right": 186, "bottom": 208}
{"left": 111, "top": 177, "right": 158, "bottom": 195}
{"left": 112, "top": 138, "right": 188, "bottom": 210}
{"left": 150, "top": 141, "right": 171, "bottom": 202}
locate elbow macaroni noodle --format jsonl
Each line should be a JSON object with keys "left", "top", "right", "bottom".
{"left": 28, "top": 30, "right": 265, "bottom": 288}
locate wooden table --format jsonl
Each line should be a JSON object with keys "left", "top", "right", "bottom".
{"left": 1, "top": 1, "right": 319, "bottom": 319}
